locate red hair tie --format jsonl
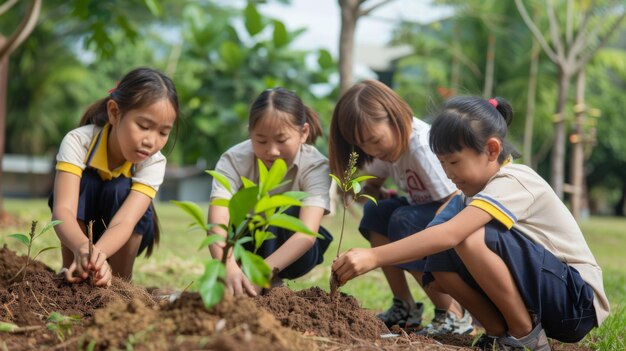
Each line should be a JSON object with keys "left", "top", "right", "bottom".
{"left": 108, "top": 81, "right": 120, "bottom": 95}
{"left": 488, "top": 98, "right": 498, "bottom": 107}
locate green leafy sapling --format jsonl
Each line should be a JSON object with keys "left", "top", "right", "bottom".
{"left": 8, "top": 220, "right": 61, "bottom": 282}
{"left": 173, "top": 158, "right": 322, "bottom": 308}
{"left": 329, "top": 151, "right": 377, "bottom": 298}
{"left": 46, "top": 312, "right": 81, "bottom": 342}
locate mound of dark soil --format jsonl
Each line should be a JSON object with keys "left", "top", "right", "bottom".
{"left": 0, "top": 246, "right": 593, "bottom": 350}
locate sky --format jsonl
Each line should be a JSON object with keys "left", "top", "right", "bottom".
{"left": 260, "top": 0, "right": 453, "bottom": 55}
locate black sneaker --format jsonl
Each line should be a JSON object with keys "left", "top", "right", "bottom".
{"left": 376, "top": 297, "right": 423, "bottom": 329}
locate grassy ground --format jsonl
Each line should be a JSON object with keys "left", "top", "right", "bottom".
{"left": 1, "top": 198, "right": 624, "bottom": 349}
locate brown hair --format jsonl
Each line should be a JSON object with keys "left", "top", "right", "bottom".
{"left": 329, "top": 80, "right": 413, "bottom": 177}
{"left": 248, "top": 87, "right": 322, "bottom": 144}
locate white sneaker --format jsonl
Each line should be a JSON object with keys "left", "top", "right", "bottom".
{"left": 417, "top": 308, "right": 474, "bottom": 335}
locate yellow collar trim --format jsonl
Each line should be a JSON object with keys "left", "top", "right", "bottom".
{"left": 85, "top": 123, "right": 133, "bottom": 180}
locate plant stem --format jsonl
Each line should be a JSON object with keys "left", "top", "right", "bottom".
{"left": 21, "top": 221, "right": 37, "bottom": 282}
{"left": 87, "top": 221, "right": 94, "bottom": 287}
{"left": 335, "top": 204, "right": 348, "bottom": 258}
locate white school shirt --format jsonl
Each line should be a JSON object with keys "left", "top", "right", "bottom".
{"left": 467, "top": 162, "right": 610, "bottom": 325}
{"left": 210, "top": 140, "right": 331, "bottom": 212}
{"left": 364, "top": 118, "right": 457, "bottom": 204}
{"left": 55, "top": 124, "right": 166, "bottom": 199}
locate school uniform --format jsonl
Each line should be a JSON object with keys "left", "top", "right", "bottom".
{"left": 50, "top": 123, "right": 165, "bottom": 255}
{"left": 358, "top": 118, "right": 457, "bottom": 270}
{"left": 424, "top": 161, "right": 610, "bottom": 342}
{"left": 211, "top": 140, "right": 333, "bottom": 279}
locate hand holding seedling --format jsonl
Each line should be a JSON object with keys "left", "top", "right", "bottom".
{"left": 329, "top": 152, "right": 377, "bottom": 297}
{"left": 65, "top": 241, "right": 111, "bottom": 287}
{"left": 331, "top": 247, "right": 379, "bottom": 286}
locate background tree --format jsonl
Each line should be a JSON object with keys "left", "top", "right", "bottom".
{"left": 515, "top": 0, "right": 626, "bottom": 201}
{"left": 337, "top": 0, "right": 394, "bottom": 94}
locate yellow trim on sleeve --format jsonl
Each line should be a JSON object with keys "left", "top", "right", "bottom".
{"left": 470, "top": 199, "right": 514, "bottom": 229}
{"left": 131, "top": 182, "right": 157, "bottom": 199}
{"left": 56, "top": 162, "right": 83, "bottom": 177}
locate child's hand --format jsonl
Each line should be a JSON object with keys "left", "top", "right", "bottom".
{"left": 92, "top": 260, "right": 112, "bottom": 287}
{"left": 225, "top": 261, "right": 258, "bottom": 297}
{"left": 331, "top": 248, "right": 379, "bottom": 286}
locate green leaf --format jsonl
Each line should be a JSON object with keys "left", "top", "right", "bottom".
{"left": 255, "top": 195, "right": 302, "bottom": 213}
{"left": 240, "top": 251, "right": 271, "bottom": 287}
{"left": 262, "top": 159, "right": 287, "bottom": 194}
{"left": 253, "top": 230, "right": 276, "bottom": 251}
{"left": 171, "top": 201, "right": 208, "bottom": 231}
{"left": 282, "top": 191, "right": 310, "bottom": 201}
{"left": 39, "top": 220, "right": 62, "bottom": 235}
{"left": 32, "top": 246, "right": 59, "bottom": 261}
{"left": 8, "top": 233, "right": 30, "bottom": 246}
{"left": 0, "top": 321, "right": 19, "bottom": 332}
{"left": 206, "top": 170, "right": 232, "bottom": 193}
{"left": 351, "top": 180, "right": 362, "bottom": 194}
{"left": 359, "top": 194, "right": 378, "bottom": 205}
{"left": 272, "top": 20, "right": 288, "bottom": 48}
{"left": 318, "top": 49, "right": 334, "bottom": 69}
{"left": 219, "top": 41, "right": 245, "bottom": 72}
{"left": 229, "top": 186, "right": 259, "bottom": 228}
{"left": 266, "top": 213, "right": 321, "bottom": 238}
{"left": 198, "top": 259, "right": 226, "bottom": 309}
{"left": 210, "top": 198, "right": 230, "bottom": 208}
{"left": 244, "top": 2, "right": 263, "bottom": 36}
{"left": 329, "top": 174, "right": 343, "bottom": 188}
{"left": 143, "top": 0, "right": 162, "bottom": 16}
{"left": 241, "top": 176, "right": 256, "bottom": 189}
{"left": 257, "top": 159, "right": 269, "bottom": 191}
{"left": 198, "top": 234, "right": 225, "bottom": 250}
{"left": 352, "top": 175, "right": 377, "bottom": 184}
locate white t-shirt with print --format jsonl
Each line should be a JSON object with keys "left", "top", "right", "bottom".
{"left": 364, "top": 117, "right": 456, "bottom": 204}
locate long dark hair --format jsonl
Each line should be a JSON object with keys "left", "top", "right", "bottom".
{"left": 248, "top": 87, "right": 322, "bottom": 144}
{"left": 80, "top": 67, "right": 180, "bottom": 257}
{"left": 429, "top": 96, "right": 520, "bottom": 163}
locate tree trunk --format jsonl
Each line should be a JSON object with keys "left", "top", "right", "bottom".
{"left": 338, "top": 0, "right": 359, "bottom": 94}
{"left": 570, "top": 69, "right": 585, "bottom": 220}
{"left": 550, "top": 69, "right": 570, "bottom": 199}
{"left": 482, "top": 34, "right": 496, "bottom": 98}
{"left": 0, "top": 36, "right": 7, "bottom": 217}
{"left": 523, "top": 38, "right": 540, "bottom": 167}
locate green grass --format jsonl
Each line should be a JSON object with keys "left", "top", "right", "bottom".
{"left": 1, "top": 198, "right": 625, "bottom": 349}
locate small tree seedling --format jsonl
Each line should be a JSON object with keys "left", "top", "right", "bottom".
{"left": 8, "top": 220, "right": 61, "bottom": 282}
{"left": 329, "top": 151, "right": 377, "bottom": 298}
{"left": 173, "top": 158, "right": 322, "bottom": 308}
{"left": 46, "top": 312, "right": 81, "bottom": 342}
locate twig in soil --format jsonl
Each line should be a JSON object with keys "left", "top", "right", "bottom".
{"left": 4, "top": 325, "right": 44, "bottom": 333}
{"left": 27, "top": 281, "right": 50, "bottom": 315}
{"left": 87, "top": 221, "right": 94, "bottom": 287}
{"left": 49, "top": 336, "right": 80, "bottom": 350}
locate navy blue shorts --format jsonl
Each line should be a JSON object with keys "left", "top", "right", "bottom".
{"left": 359, "top": 197, "right": 441, "bottom": 271}
{"left": 423, "top": 221, "right": 597, "bottom": 342}
{"left": 243, "top": 207, "right": 333, "bottom": 279}
{"left": 49, "top": 169, "right": 156, "bottom": 256}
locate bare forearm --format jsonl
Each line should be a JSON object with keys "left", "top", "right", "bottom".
{"left": 93, "top": 223, "right": 134, "bottom": 257}
{"left": 372, "top": 225, "right": 458, "bottom": 267}
{"left": 265, "top": 234, "right": 316, "bottom": 272}
{"left": 52, "top": 209, "right": 88, "bottom": 251}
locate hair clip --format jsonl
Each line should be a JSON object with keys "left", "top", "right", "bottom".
{"left": 108, "top": 81, "right": 120, "bottom": 95}
{"left": 488, "top": 98, "right": 498, "bottom": 107}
